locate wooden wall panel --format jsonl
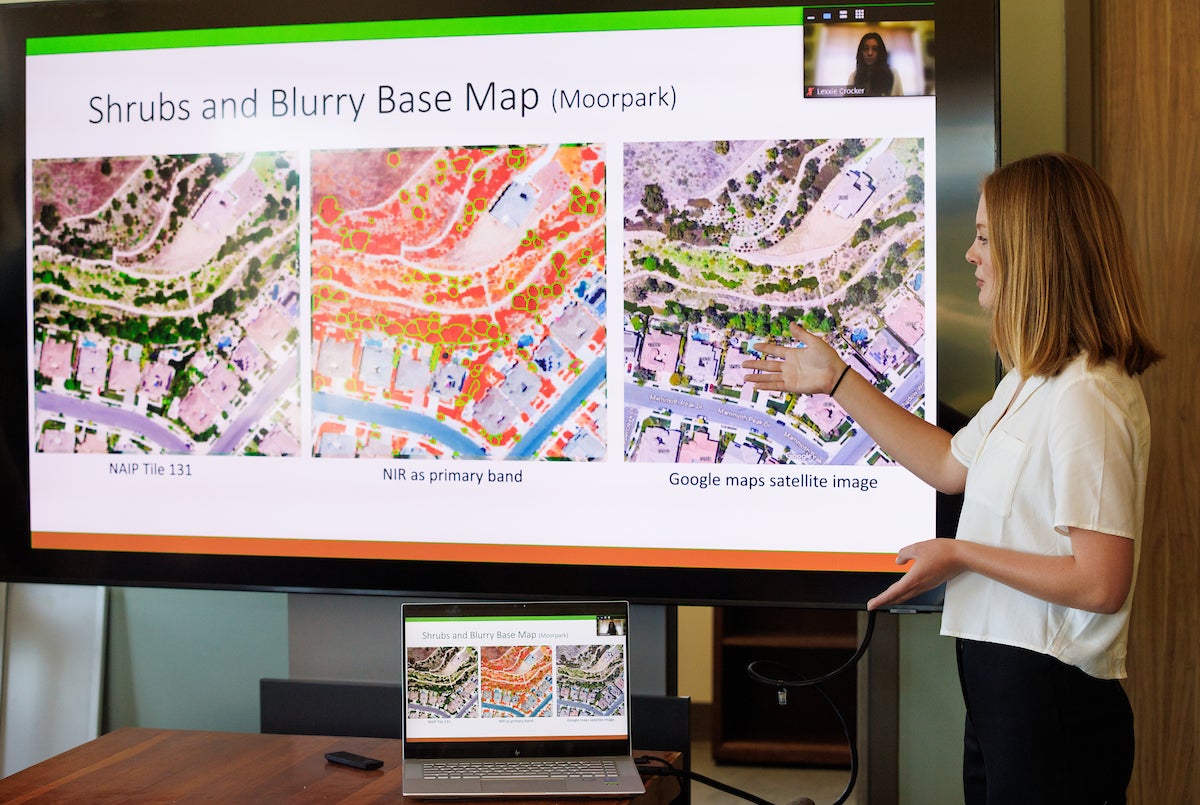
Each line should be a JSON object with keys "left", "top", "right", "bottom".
{"left": 1094, "top": 1, "right": 1200, "bottom": 802}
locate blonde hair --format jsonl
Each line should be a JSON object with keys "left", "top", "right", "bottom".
{"left": 983, "top": 152, "right": 1164, "bottom": 376}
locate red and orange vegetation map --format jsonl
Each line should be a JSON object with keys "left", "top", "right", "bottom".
{"left": 310, "top": 144, "right": 608, "bottom": 460}
{"left": 479, "top": 645, "right": 553, "bottom": 718}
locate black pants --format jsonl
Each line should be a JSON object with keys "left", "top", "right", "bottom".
{"left": 957, "top": 639, "right": 1134, "bottom": 805}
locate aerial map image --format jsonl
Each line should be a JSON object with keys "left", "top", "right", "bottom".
{"left": 310, "top": 144, "right": 608, "bottom": 460}
{"left": 623, "top": 137, "right": 926, "bottom": 466}
{"left": 31, "top": 152, "right": 302, "bottom": 456}
{"left": 556, "top": 644, "right": 626, "bottom": 718}
{"left": 479, "top": 645, "right": 553, "bottom": 718}
{"left": 407, "top": 645, "right": 481, "bottom": 719}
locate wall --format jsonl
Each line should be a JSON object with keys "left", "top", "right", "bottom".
{"left": 0, "top": 584, "right": 105, "bottom": 774}
{"left": 1094, "top": 2, "right": 1200, "bottom": 801}
{"left": 104, "top": 587, "right": 286, "bottom": 733}
{"left": 999, "top": 0, "right": 1069, "bottom": 159}
{"left": 676, "top": 607, "right": 713, "bottom": 703}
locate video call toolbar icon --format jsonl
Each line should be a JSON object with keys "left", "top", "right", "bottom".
{"left": 806, "top": 8, "right": 869, "bottom": 22}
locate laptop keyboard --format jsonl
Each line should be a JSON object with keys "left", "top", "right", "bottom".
{"left": 421, "top": 759, "right": 620, "bottom": 780}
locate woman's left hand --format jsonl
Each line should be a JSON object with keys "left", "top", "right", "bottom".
{"left": 867, "top": 538, "right": 965, "bottom": 610}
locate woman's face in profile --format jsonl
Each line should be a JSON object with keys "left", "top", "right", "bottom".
{"left": 966, "top": 195, "right": 997, "bottom": 310}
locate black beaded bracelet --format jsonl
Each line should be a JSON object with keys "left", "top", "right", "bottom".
{"left": 829, "top": 364, "right": 851, "bottom": 398}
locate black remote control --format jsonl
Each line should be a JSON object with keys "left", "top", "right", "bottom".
{"left": 325, "top": 750, "right": 384, "bottom": 770}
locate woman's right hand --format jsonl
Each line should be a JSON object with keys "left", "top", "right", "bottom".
{"left": 743, "top": 322, "right": 846, "bottom": 396}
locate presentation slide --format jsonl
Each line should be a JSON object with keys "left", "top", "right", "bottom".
{"left": 25, "top": 6, "right": 938, "bottom": 572}
{"left": 405, "top": 609, "right": 629, "bottom": 741}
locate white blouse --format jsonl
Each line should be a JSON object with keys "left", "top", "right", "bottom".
{"left": 942, "top": 355, "right": 1151, "bottom": 679}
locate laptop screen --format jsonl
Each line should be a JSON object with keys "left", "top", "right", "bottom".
{"left": 402, "top": 600, "right": 633, "bottom": 760}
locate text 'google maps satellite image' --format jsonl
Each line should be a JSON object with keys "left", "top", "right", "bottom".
{"left": 623, "top": 137, "right": 926, "bottom": 466}
{"left": 32, "top": 152, "right": 302, "bottom": 456}
{"left": 311, "top": 144, "right": 607, "bottom": 460}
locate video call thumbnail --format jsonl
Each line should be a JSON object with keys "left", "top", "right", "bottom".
{"left": 804, "top": 15, "right": 935, "bottom": 98}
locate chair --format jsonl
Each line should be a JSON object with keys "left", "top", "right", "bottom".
{"left": 259, "top": 677, "right": 404, "bottom": 738}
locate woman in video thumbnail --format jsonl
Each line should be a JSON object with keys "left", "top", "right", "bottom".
{"left": 849, "top": 32, "right": 902, "bottom": 96}
{"left": 744, "top": 152, "right": 1162, "bottom": 804}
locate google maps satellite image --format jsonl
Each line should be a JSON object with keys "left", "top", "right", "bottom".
{"left": 623, "top": 137, "right": 927, "bottom": 466}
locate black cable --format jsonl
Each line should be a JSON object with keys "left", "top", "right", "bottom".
{"left": 633, "top": 611, "right": 877, "bottom": 805}
{"left": 636, "top": 754, "right": 775, "bottom": 805}
{"left": 741, "top": 609, "right": 878, "bottom": 805}
{"left": 746, "top": 608, "right": 876, "bottom": 690}
{"left": 804, "top": 681, "right": 858, "bottom": 805}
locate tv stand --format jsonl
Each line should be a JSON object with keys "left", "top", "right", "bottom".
{"left": 711, "top": 606, "right": 858, "bottom": 765}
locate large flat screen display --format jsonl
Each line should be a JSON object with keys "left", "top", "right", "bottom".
{"left": 0, "top": 0, "right": 997, "bottom": 606}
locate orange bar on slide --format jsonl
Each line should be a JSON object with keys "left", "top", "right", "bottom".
{"left": 32, "top": 531, "right": 902, "bottom": 573}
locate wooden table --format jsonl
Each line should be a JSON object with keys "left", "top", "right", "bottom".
{"left": 0, "top": 728, "right": 681, "bottom": 804}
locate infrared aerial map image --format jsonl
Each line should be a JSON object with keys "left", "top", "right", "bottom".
{"left": 311, "top": 144, "right": 608, "bottom": 461}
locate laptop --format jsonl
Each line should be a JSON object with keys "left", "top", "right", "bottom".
{"left": 401, "top": 599, "right": 646, "bottom": 798}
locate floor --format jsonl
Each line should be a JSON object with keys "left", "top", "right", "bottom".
{"left": 687, "top": 741, "right": 856, "bottom": 805}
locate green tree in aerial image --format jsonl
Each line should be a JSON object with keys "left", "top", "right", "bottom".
{"left": 641, "top": 183, "right": 667, "bottom": 214}
{"left": 38, "top": 203, "right": 60, "bottom": 232}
